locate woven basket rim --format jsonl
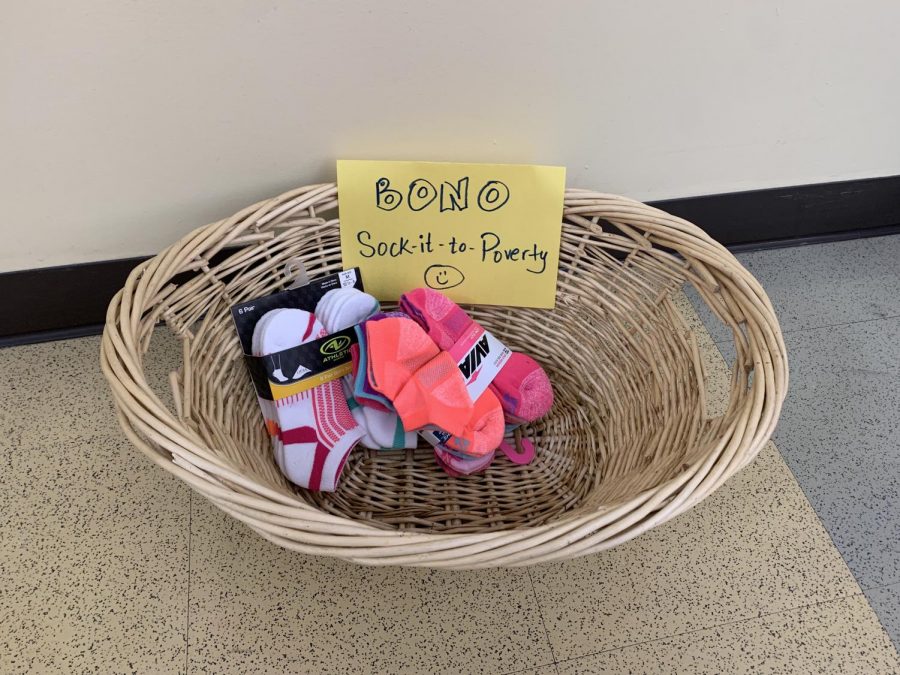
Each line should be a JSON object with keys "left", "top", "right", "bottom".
{"left": 100, "top": 184, "right": 788, "bottom": 568}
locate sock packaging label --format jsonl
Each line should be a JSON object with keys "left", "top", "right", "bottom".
{"left": 230, "top": 268, "right": 364, "bottom": 402}
{"left": 419, "top": 325, "right": 512, "bottom": 451}
{"left": 448, "top": 323, "right": 512, "bottom": 401}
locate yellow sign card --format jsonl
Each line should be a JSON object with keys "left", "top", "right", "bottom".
{"left": 337, "top": 160, "right": 566, "bottom": 308}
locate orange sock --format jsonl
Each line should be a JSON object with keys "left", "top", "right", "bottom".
{"left": 365, "top": 315, "right": 476, "bottom": 438}
{"left": 393, "top": 351, "right": 473, "bottom": 436}
{"left": 366, "top": 317, "right": 439, "bottom": 400}
{"left": 443, "top": 388, "right": 505, "bottom": 457}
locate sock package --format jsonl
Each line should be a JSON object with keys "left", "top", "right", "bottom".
{"left": 253, "top": 308, "right": 364, "bottom": 491}
{"left": 251, "top": 310, "right": 286, "bottom": 469}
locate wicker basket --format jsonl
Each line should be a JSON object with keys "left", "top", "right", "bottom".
{"left": 100, "top": 184, "right": 787, "bottom": 569}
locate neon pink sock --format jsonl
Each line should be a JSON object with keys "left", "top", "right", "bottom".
{"left": 442, "top": 388, "right": 505, "bottom": 457}
{"left": 400, "top": 288, "right": 553, "bottom": 422}
{"left": 391, "top": 351, "right": 473, "bottom": 436}
{"left": 366, "top": 317, "right": 440, "bottom": 401}
{"left": 366, "top": 317, "right": 473, "bottom": 436}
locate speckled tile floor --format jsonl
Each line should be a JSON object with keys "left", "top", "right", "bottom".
{"left": 2, "top": 245, "right": 900, "bottom": 673}
{"left": 692, "top": 233, "right": 900, "bottom": 659}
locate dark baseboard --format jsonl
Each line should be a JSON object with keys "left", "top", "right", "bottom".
{"left": 0, "top": 324, "right": 106, "bottom": 349}
{"left": 726, "top": 222, "right": 900, "bottom": 254}
{"left": 0, "top": 256, "right": 150, "bottom": 343}
{"left": 2, "top": 174, "right": 898, "bottom": 346}
{"left": 649, "top": 174, "right": 900, "bottom": 245}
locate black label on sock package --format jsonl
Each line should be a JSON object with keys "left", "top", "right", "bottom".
{"left": 245, "top": 326, "right": 358, "bottom": 401}
{"left": 230, "top": 268, "right": 364, "bottom": 401}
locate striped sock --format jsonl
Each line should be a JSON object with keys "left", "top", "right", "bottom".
{"left": 257, "top": 309, "right": 363, "bottom": 491}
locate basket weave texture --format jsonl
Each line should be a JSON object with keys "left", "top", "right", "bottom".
{"left": 101, "top": 184, "right": 788, "bottom": 569}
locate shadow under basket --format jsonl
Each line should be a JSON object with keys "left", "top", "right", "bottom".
{"left": 101, "top": 185, "right": 787, "bottom": 569}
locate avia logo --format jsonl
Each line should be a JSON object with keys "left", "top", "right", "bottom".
{"left": 458, "top": 335, "right": 490, "bottom": 380}
{"left": 320, "top": 336, "right": 351, "bottom": 355}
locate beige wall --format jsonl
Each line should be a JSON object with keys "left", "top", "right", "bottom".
{"left": 2, "top": 1, "right": 899, "bottom": 272}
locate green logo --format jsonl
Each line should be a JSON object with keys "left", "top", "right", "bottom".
{"left": 320, "top": 336, "right": 351, "bottom": 355}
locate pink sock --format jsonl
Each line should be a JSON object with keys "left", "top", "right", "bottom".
{"left": 366, "top": 318, "right": 473, "bottom": 436}
{"left": 400, "top": 287, "right": 474, "bottom": 350}
{"left": 488, "top": 353, "right": 554, "bottom": 423}
{"left": 400, "top": 288, "right": 554, "bottom": 422}
{"left": 434, "top": 447, "right": 495, "bottom": 476}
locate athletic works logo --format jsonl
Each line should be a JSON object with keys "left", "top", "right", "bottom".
{"left": 320, "top": 336, "right": 351, "bottom": 356}
{"left": 458, "top": 334, "right": 490, "bottom": 380}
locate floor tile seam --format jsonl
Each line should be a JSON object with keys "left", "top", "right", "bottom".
{"left": 526, "top": 567, "right": 559, "bottom": 666}
{"left": 185, "top": 490, "right": 193, "bottom": 675}
{"left": 711, "top": 312, "right": 900, "bottom": 348}
{"left": 712, "top": 326, "right": 900, "bottom": 601}
{"left": 863, "top": 581, "right": 900, "bottom": 593}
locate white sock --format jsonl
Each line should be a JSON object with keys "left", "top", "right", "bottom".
{"left": 346, "top": 396, "right": 418, "bottom": 449}
{"left": 342, "top": 379, "right": 380, "bottom": 449}
{"left": 257, "top": 309, "right": 364, "bottom": 491}
{"left": 252, "top": 310, "right": 286, "bottom": 471}
{"left": 315, "top": 288, "right": 380, "bottom": 333}
{"left": 315, "top": 289, "right": 417, "bottom": 449}
{"left": 361, "top": 406, "right": 418, "bottom": 449}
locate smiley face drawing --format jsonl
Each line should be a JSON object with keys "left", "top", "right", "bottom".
{"left": 424, "top": 264, "right": 465, "bottom": 290}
